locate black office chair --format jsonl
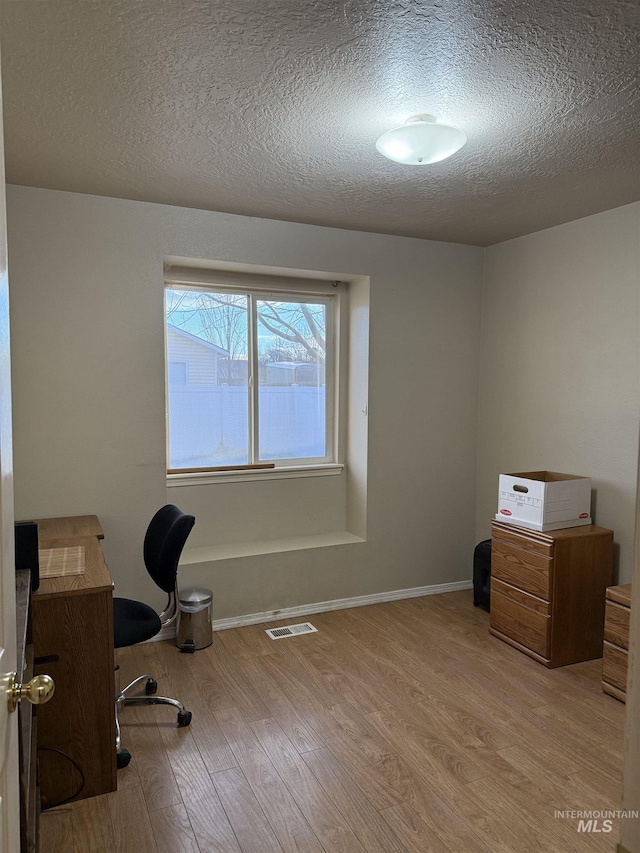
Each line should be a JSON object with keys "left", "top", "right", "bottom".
{"left": 113, "top": 504, "right": 196, "bottom": 769}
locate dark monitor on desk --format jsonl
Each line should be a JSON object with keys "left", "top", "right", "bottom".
{"left": 15, "top": 521, "right": 40, "bottom": 592}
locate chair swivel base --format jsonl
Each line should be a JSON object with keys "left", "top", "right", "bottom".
{"left": 115, "top": 673, "right": 192, "bottom": 768}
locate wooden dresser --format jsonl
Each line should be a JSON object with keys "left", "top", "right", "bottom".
{"left": 490, "top": 520, "right": 614, "bottom": 667}
{"left": 602, "top": 583, "right": 632, "bottom": 702}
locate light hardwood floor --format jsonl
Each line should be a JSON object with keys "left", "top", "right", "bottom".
{"left": 39, "top": 591, "right": 626, "bottom": 852}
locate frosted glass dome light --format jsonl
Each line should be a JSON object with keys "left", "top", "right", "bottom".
{"left": 375, "top": 114, "right": 467, "bottom": 165}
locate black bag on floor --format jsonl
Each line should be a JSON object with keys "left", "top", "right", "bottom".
{"left": 473, "top": 539, "right": 491, "bottom": 611}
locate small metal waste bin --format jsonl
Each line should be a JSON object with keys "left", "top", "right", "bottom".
{"left": 177, "top": 588, "right": 213, "bottom": 652}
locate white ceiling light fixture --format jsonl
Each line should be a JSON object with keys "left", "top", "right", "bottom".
{"left": 376, "top": 114, "right": 467, "bottom": 165}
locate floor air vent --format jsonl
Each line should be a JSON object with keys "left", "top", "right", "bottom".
{"left": 265, "top": 622, "right": 318, "bottom": 640}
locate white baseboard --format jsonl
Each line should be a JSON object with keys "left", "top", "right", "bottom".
{"left": 153, "top": 579, "right": 473, "bottom": 641}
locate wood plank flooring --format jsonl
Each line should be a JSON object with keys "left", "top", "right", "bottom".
{"left": 40, "top": 591, "right": 626, "bottom": 852}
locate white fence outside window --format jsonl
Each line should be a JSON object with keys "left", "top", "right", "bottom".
{"left": 168, "top": 384, "right": 326, "bottom": 468}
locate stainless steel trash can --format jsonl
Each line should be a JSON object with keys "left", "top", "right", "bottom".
{"left": 176, "top": 588, "right": 213, "bottom": 652}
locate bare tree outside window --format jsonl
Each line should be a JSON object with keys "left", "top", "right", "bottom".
{"left": 257, "top": 300, "right": 326, "bottom": 365}
{"left": 166, "top": 290, "right": 325, "bottom": 366}
{"left": 166, "top": 289, "right": 247, "bottom": 354}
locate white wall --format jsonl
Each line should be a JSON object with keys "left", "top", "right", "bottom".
{"left": 476, "top": 203, "right": 640, "bottom": 583}
{"left": 7, "top": 186, "right": 483, "bottom": 617}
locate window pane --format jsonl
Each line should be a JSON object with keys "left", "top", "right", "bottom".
{"left": 166, "top": 289, "right": 249, "bottom": 468}
{"left": 168, "top": 361, "right": 187, "bottom": 385}
{"left": 256, "top": 298, "right": 327, "bottom": 461}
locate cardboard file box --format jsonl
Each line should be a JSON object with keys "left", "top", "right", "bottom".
{"left": 496, "top": 471, "right": 592, "bottom": 532}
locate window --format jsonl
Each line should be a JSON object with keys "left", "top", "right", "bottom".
{"left": 165, "top": 283, "right": 337, "bottom": 472}
{"left": 168, "top": 361, "right": 187, "bottom": 385}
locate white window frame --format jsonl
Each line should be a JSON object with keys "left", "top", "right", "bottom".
{"left": 165, "top": 275, "right": 344, "bottom": 485}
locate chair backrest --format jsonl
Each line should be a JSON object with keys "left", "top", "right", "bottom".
{"left": 143, "top": 504, "right": 195, "bottom": 593}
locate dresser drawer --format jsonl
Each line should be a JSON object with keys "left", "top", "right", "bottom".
{"left": 607, "top": 584, "right": 632, "bottom": 607}
{"left": 491, "top": 539, "right": 551, "bottom": 600}
{"left": 602, "top": 641, "right": 628, "bottom": 693}
{"left": 491, "top": 524, "right": 554, "bottom": 556}
{"left": 603, "top": 600, "right": 630, "bottom": 649}
{"left": 491, "top": 577, "right": 551, "bottom": 616}
{"left": 490, "top": 590, "right": 550, "bottom": 658}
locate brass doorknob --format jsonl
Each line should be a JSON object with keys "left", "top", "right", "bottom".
{"left": 8, "top": 673, "right": 55, "bottom": 712}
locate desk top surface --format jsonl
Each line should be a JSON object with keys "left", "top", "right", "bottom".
{"left": 36, "top": 515, "right": 104, "bottom": 542}
{"left": 33, "top": 515, "right": 112, "bottom": 598}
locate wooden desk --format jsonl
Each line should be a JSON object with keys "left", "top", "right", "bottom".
{"left": 31, "top": 515, "right": 116, "bottom": 807}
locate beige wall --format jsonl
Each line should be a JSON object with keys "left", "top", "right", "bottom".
{"left": 9, "top": 186, "right": 637, "bottom": 617}
{"left": 7, "top": 185, "right": 483, "bottom": 616}
{"left": 476, "top": 203, "right": 640, "bottom": 583}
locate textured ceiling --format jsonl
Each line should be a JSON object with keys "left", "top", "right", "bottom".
{"left": 0, "top": 0, "right": 638, "bottom": 246}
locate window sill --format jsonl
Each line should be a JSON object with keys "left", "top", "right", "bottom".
{"left": 167, "top": 462, "right": 344, "bottom": 487}
{"left": 179, "top": 530, "right": 365, "bottom": 564}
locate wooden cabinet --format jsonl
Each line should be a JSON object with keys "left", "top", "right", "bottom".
{"left": 490, "top": 520, "right": 613, "bottom": 667}
{"left": 31, "top": 517, "right": 116, "bottom": 808}
{"left": 602, "top": 583, "right": 632, "bottom": 702}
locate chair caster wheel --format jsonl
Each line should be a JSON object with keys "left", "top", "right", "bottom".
{"left": 145, "top": 678, "right": 158, "bottom": 695}
{"left": 117, "top": 749, "right": 131, "bottom": 769}
{"left": 177, "top": 711, "right": 192, "bottom": 728}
